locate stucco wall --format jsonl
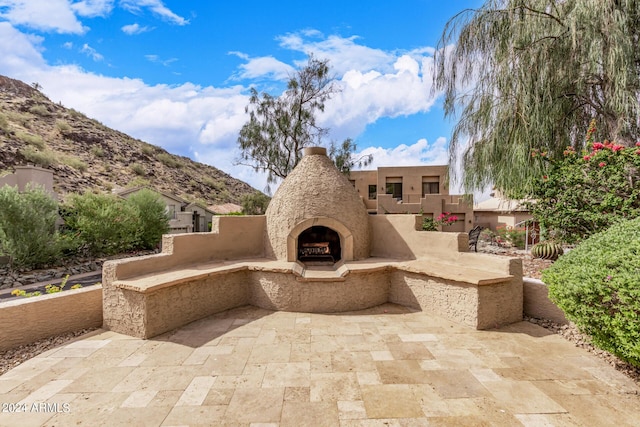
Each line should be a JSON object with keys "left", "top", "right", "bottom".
{"left": 105, "top": 215, "right": 266, "bottom": 280}
{"left": 369, "top": 215, "right": 467, "bottom": 259}
{"left": 0, "top": 286, "right": 102, "bottom": 351}
{"left": 523, "top": 278, "right": 568, "bottom": 324}
{"left": 249, "top": 270, "right": 389, "bottom": 313}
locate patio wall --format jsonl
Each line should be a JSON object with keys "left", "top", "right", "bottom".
{"left": 0, "top": 286, "right": 103, "bottom": 352}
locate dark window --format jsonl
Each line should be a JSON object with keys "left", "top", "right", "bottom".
{"left": 368, "top": 185, "right": 377, "bottom": 200}
{"left": 386, "top": 183, "right": 403, "bottom": 199}
{"left": 423, "top": 182, "right": 439, "bottom": 195}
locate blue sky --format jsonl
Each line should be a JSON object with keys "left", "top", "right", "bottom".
{"left": 0, "top": 0, "right": 484, "bottom": 193}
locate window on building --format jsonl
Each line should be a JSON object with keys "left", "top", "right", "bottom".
{"left": 422, "top": 182, "right": 439, "bottom": 195}
{"left": 167, "top": 204, "right": 176, "bottom": 219}
{"left": 386, "top": 183, "right": 403, "bottom": 199}
{"left": 368, "top": 185, "right": 377, "bottom": 200}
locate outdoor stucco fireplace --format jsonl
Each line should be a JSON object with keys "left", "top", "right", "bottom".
{"left": 264, "top": 146, "right": 371, "bottom": 263}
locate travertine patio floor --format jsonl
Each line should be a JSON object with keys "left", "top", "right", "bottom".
{"left": 1, "top": 303, "right": 639, "bottom": 426}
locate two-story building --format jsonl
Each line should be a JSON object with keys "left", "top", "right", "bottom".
{"left": 117, "top": 187, "right": 215, "bottom": 234}
{"left": 348, "top": 165, "right": 474, "bottom": 232}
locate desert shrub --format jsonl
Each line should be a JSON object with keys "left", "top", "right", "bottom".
{"left": 90, "top": 146, "right": 105, "bottom": 157}
{"left": 421, "top": 212, "right": 458, "bottom": 231}
{"left": 495, "top": 225, "right": 526, "bottom": 249}
{"left": 130, "top": 163, "right": 146, "bottom": 176}
{"left": 0, "top": 184, "right": 61, "bottom": 268}
{"left": 20, "top": 147, "right": 57, "bottom": 167}
{"left": 61, "top": 155, "right": 87, "bottom": 172}
{"left": 156, "top": 152, "right": 182, "bottom": 168}
{"left": 56, "top": 120, "right": 71, "bottom": 132}
{"left": 140, "top": 144, "right": 156, "bottom": 156}
{"left": 28, "top": 104, "right": 50, "bottom": 116}
{"left": 240, "top": 191, "right": 270, "bottom": 215}
{"left": 64, "top": 192, "right": 141, "bottom": 256}
{"left": 16, "top": 131, "right": 45, "bottom": 149}
{"left": 125, "top": 189, "right": 169, "bottom": 249}
{"left": 0, "top": 113, "right": 9, "bottom": 132}
{"left": 543, "top": 217, "right": 640, "bottom": 366}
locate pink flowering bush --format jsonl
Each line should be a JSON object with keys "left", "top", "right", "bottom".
{"left": 527, "top": 121, "right": 640, "bottom": 243}
{"left": 422, "top": 212, "right": 459, "bottom": 231}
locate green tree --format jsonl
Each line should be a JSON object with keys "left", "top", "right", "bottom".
{"left": 328, "top": 138, "right": 372, "bottom": 175}
{"left": 125, "top": 189, "right": 170, "bottom": 249}
{"left": 435, "top": 0, "right": 640, "bottom": 196}
{"left": 0, "top": 184, "right": 61, "bottom": 268}
{"left": 64, "top": 192, "right": 141, "bottom": 256}
{"left": 240, "top": 191, "right": 271, "bottom": 215}
{"left": 237, "top": 56, "right": 370, "bottom": 189}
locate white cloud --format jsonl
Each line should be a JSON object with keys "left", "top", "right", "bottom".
{"left": 0, "top": 22, "right": 47, "bottom": 76}
{"left": 122, "top": 23, "right": 151, "bottom": 35}
{"left": 119, "top": 0, "right": 188, "bottom": 25}
{"left": 80, "top": 43, "right": 103, "bottom": 61}
{"left": 71, "top": 0, "right": 114, "bottom": 17}
{"left": 357, "top": 138, "right": 449, "bottom": 170}
{"left": 145, "top": 54, "right": 177, "bottom": 66}
{"left": 229, "top": 53, "right": 294, "bottom": 81}
{"left": 0, "top": 0, "right": 86, "bottom": 34}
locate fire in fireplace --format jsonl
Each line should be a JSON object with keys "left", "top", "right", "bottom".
{"left": 297, "top": 226, "right": 341, "bottom": 263}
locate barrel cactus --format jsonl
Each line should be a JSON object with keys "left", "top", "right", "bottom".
{"left": 531, "top": 241, "right": 563, "bottom": 260}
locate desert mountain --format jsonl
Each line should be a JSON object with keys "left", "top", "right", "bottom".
{"left": 0, "top": 75, "right": 258, "bottom": 205}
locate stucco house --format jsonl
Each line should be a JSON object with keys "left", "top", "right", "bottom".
{"left": 473, "top": 190, "right": 533, "bottom": 231}
{"left": 117, "top": 187, "right": 215, "bottom": 234}
{"left": 348, "top": 165, "right": 474, "bottom": 232}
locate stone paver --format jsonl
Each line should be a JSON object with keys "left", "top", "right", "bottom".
{"left": 1, "top": 303, "right": 639, "bottom": 426}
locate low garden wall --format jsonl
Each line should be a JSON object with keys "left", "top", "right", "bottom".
{"left": 523, "top": 277, "right": 568, "bottom": 324}
{"left": 0, "top": 285, "right": 103, "bottom": 352}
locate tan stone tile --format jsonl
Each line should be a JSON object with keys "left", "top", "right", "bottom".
{"left": 18, "top": 379, "right": 73, "bottom": 405}
{"left": 0, "top": 409, "right": 57, "bottom": 427}
{"left": 280, "top": 401, "right": 339, "bottom": 427}
{"left": 120, "top": 389, "right": 158, "bottom": 408}
{"left": 338, "top": 400, "right": 367, "bottom": 419}
{"left": 515, "top": 413, "right": 583, "bottom": 427}
{"left": 331, "top": 351, "right": 376, "bottom": 373}
{"left": 175, "top": 376, "right": 217, "bottom": 406}
{"left": 429, "top": 348, "right": 488, "bottom": 369}
{"left": 584, "top": 366, "right": 640, "bottom": 394}
{"left": 361, "top": 384, "right": 424, "bottom": 418}
{"left": 423, "top": 369, "right": 490, "bottom": 399}
{"left": 140, "top": 366, "right": 203, "bottom": 391}
{"left": 550, "top": 393, "right": 640, "bottom": 425}
{"left": 376, "top": 360, "right": 429, "bottom": 385}
{"left": 140, "top": 342, "right": 195, "bottom": 366}
{"left": 203, "top": 388, "right": 234, "bottom": 405}
{"left": 370, "top": 350, "right": 394, "bottom": 361}
{"left": 247, "top": 343, "right": 291, "bottom": 364}
{"left": 310, "top": 372, "right": 361, "bottom": 402}
{"left": 483, "top": 380, "right": 567, "bottom": 414}
{"left": 206, "top": 353, "right": 249, "bottom": 375}
{"left": 532, "top": 379, "right": 611, "bottom": 396}
{"left": 284, "top": 386, "right": 310, "bottom": 402}
{"left": 275, "top": 329, "right": 311, "bottom": 344}
{"left": 356, "top": 371, "right": 382, "bottom": 386}
{"left": 62, "top": 367, "right": 134, "bottom": 393}
{"left": 262, "top": 362, "right": 310, "bottom": 388}
{"left": 387, "top": 341, "right": 434, "bottom": 360}
{"left": 162, "top": 405, "right": 226, "bottom": 426}
{"left": 148, "top": 389, "right": 182, "bottom": 407}
{"left": 310, "top": 335, "right": 342, "bottom": 353}
{"left": 224, "top": 388, "right": 284, "bottom": 423}
{"left": 111, "top": 366, "right": 157, "bottom": 392}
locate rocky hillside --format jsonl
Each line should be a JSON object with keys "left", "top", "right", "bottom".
{"left": 0, "top": 75, "right": 258, "bottom": 205}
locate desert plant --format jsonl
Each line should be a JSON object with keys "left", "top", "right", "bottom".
{"left": 240, "top": 191, "right": 270, "bottom": 215}
{"left": 56, "top": 120, "right": 72, "bottom": 132}
{"left": 130, "top": 163, "right": 146, "bottom": 176}
{"left": 125, "top": 189, "right": 170, "bottom": 249}
{"left": 20, "top": 147, "right": 57, "bottom": 168}
{"left": 495, "top": 225, "right": 526, "bottom": 249}
{"left": 16, "top": 131, "right": 45, "bottom": 149}
{"left": 156, "top": 152, "right": 182, "bottom": 168}
{"left": 61, "top": 155, "right": 87, "bottom": 172}
{"left": 64, "top": 192, "right": 142, "bottom": 256}
{"left": 90, "top": 146, "right": 105, "bottom": 157}
{"left": 141, "top": 144, "right": 156, "bottom": 156}
{"left": 28, "top": 104, "right": 51, "bottom": 117}
{"left": 0, "top": 113, "right": 9, "bottom": 132}
{"left": 0, "top": 184, "right": 61, "bottom": 269}
{"left": 543, "top": 217, "right": 640, "bottom": 366}
{"left": 531, "top": 241, "right": 563, "bottom": 261}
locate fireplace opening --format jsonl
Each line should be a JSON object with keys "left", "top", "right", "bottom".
{"left": 297, "top": 226, "right": 341, "bottom": 263}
